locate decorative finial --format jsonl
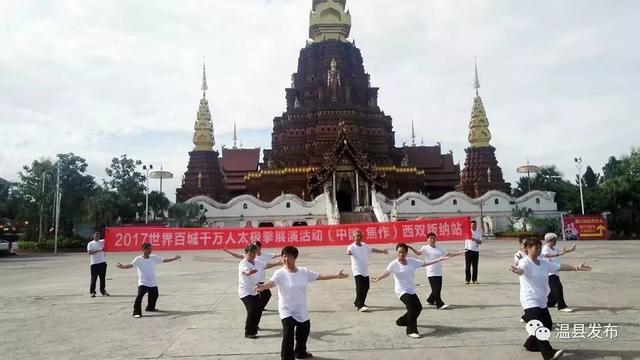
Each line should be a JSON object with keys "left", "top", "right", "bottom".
{"left": 474, "top": 56, "right": 480, "bottom": 96}
{"left": 410, "top": 119, "right": 416, "bottom": 147}
{"left": 233, "top": 121, "right": 238, "bottom": 149}
{"left": 201, "top": 58, "right": 208, "bottom": 95}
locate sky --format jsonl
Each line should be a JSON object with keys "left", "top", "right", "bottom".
{"left": 1, "top": 0, "right": 638, "bottom": 202}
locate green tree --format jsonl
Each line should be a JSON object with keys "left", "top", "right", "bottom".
{"left": 15, "top": 153, "right": 96, "bottom": 239}
{"left": 148, "top": 191, "right": 171, "bottom": 221}
{"left": 582, "top": 166, "right": 600, "bottom": 188}
{"left": 86, "top": 187, "right": 119, "bottom": 231}
{"left": 104, "top": 155, "right": 146, "bottom": 223}
{"left": 168, "top": 203, "right": 202, "bottom": 227}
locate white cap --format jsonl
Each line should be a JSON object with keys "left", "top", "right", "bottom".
{"left": 544, "top": 233, "right": 558, "bottom": 242}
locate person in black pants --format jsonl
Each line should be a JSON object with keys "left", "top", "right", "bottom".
{"left": 541, "top": 233, "right": 577, "bottom": 313}
{"left": 87, "top": 232, "right": 109, "bottom": 297}
{"left": 117, "top": 243, "right": 181, "bottom": 318}
{"left": 510, "top": 238, "right": 591, "bottom": 360}
{"left": 372, "top": 243, "right": 450, "bottom": 338}
{"left": 255, "top": 246, "right": 348, "bottom": 360}
{"left": 409, "top": 233, "right": 465, "bottom": 309}
{"left": 464, "top": 220, "right": 483, "bottom": 284}
{"left": 236, "top": 243, "right": 281, "bottom": 338}
{"left": 347, "top": 230, "right": 389, "bottom": 312}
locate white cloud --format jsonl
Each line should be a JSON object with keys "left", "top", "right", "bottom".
{"left": 0, "top": 0, "right": 638, "bottom": 202}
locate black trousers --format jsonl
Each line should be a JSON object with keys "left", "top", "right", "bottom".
{"left": 241, "top": 295, "right": 263, "bottom": 336}
{"left": 353, "top": 275, "right": 370, "bottom": 308}
{"left": 89, "top": 262, "right": 107, "bottom": 294}
{"left": 281, "top": 316, "right": 311, "bottom": 360}
{"left": 427, "top": 276, "right": 445, "bottom": 308}
{"left": 547, "top": 275, "right": 568, "bottom": 310}
{"left": 465, "top": 250, "right": 479, "bottom": 282}
{"left": 396, "top": 293, "right": 423, "bottom": 334}
{"left": 523, "top": 307, "right": 557, "bottom": 359}
{"left": 133, "top": 285, "right": 159, "bottom": 316}
{"left": 258, "top": 287, "right": 272, "bottom": 310}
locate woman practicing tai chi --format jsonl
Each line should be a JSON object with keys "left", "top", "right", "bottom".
{"left": 372, "top": 243, "right": 450, "bottom": 338}
{"left": 347, "top": 230, "right": 389, "bottom": 312}
{"left": 509, "top": 238, "right": 591, "bottom": 360}
{"left": 408, "top": 232, "right": 465, "bottom": 309}
{"left": 225, "top": 240, "right": 280, "bottom": 310}
{"left": 255, "top": 246, "right": 348, "bottom": 360}
{"left": 116, "top": 243, "right": 181, "bottom": 318}
{"left": 540, "top": 233, "right": 577, "bottom": 313}
{"left": 236, "top": 243, "right": 281, "bottom": 338}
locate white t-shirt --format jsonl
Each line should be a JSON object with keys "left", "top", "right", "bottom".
{"left": 386, "top": 258, "right": 423, "bottom": 298}
{"left": 541, "top": 245, "right": 561, "bottom": 276}
{"left": 256, "top": 252, "right": 275, "bottom": 282}
{"left": 465, "top": 228, "right": 483, "bottom": 252}
{"left": 87, "top": 240, "right": 106, "bottom": 265}
{"left": 513, "top": 250, "right": 526, "bottom": 267}
{"left": 238, "top": 258, "right": 267, "bottom": 298}
{"left": 419, "top": 245, "right": 446, "bottom": 277}
{"left": 271, "top": 267, "right": 320, "bottom": 322}
{"left": 516, "top": 257, "right": 561, "bottom": 309}
{"left": 132, "top": 254, "right": 164, "bottom": 287}
{"left": 347, "top": 242, "right": 373, "bottom": 277}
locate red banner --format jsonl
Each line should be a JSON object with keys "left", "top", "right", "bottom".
{"left": 562, "top": 215, "right": 609, "bottom": 241}
{"left": 104, "top": 217, "right": 471, "bottom": 252}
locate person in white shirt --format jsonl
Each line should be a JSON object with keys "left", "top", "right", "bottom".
{"left": 255, "top": 246, "right": 348, "bottom": 360}
{"left": 509, "top": 238, "right": 591, "bottom": 360}
{"left": 116, "top": 243, "right": 181, "bottom": 318}
{"left": 513, "top": 238, "right": 527, "bottom": 267}
{"left": 540, "top": 233, "right": 577, "bottom": 313}
{"left": 224, "top": 240, "right": 280, "bottom": 310}
{"left": 372, "top": 243, "right": 450, "bottom": 338}
{"left": 236, "top": 243, "right": 281, "bottom": 339}
{"left": 465, "top": 219, "right": 483, "bottom": 284}
{"left": 347, "top": 230, "right": 389, "bottom": 312}
{"left": 408, "top": 232, "right": 465, "bottom": 309}
{"left": 87, "top": 232, "right": 109, "bottom": 297}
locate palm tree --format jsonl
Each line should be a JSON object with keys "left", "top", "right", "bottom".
{"left": 148, "top": 191, "right": 170, "bottom": 221}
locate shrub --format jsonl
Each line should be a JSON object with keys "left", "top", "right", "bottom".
{"left": 496, "top": 231, "right": 542, "bottom": 238}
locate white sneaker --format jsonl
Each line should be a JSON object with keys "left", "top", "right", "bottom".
{"left": 551, "top": 349, "right": 565, "bottom": 359}
{"left": 133, "top": 314, "right": 141, "bottom": 318}
{"left": 559, "top": 308, "right": 574, "bottom": 313}
{"left": 408, "top": 333, "right": 420, "bottom": 339}
{"left": 438, "top": 304, "right": 450, "bottom": 310}
{"left": 359, "top": 306, "right": 369, "bottom": 312}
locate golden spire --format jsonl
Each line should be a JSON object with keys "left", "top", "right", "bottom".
{"left": 468, "top": 58, "right": 492, "bottom": 148}
{"left": 309, "top": 0, "right": 351, "bottom": 42}
{"left": 193, "top": 59, "right": 215, "bottom": 151}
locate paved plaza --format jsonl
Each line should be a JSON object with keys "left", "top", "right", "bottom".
{"left": 1, "top": 240, "right": 639, "bottom": 360}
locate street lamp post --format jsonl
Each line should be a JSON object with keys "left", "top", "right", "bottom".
{"left": 574, "top": 157, "right": 585, "bottom": 215}
{"left": 143, "top": 164, "right": 153, "bottom": 224}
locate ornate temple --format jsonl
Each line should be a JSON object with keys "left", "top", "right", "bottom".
{"left": 243, "top": 0, "right": 460, "bottom": 211}
{"left": 177, "top": 0, "right": 519, "bottom": 225}
{"left": 455, "top": 61, "right": 511, "bottom": 197}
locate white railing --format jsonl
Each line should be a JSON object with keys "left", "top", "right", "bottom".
{"left": 325, "top": 188, "right": 340, "bottom": 225}
{"left": 371, "top": 190, "right": 388, "bottom": 222}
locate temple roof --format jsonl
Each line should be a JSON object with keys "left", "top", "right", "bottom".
{"left": 221, "top": 148, "right": 260, "bottom": 172}
{"left": 307, "top": 122, "right": 384, "bottom": 191}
